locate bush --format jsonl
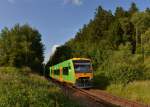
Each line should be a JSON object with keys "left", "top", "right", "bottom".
{"left": 96, "top": 44, "right": 145, "bottom": 85}
{"left": 93, "top": 72, "right": 110, "bottom": 89}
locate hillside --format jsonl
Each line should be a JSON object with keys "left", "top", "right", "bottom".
{"left": 47, "top": 3, "right": 150, "bottom": 84}
{"left": 47, "top": 3, "right": 150, "bottom": 105}
{"left": 0, "top": 67, "right": 81, "bottom": 107}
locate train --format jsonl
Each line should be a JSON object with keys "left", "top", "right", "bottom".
{"left": 49, "top": 58, "right": 93, "bottom": 88}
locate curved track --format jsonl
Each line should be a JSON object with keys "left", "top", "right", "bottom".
{"left": 49, "top": 78, "right": 150, "bottom": 107}
{"left": 78, "top": 89, "right": 149, "bottom": 107}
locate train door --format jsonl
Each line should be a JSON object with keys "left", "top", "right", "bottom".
{"left": 52, "top": 66, "right": 54, "bottom": 78}
{"left": 60, "top": 66, "right": 63, "bottom": 82}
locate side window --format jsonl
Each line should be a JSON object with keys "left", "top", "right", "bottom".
{"left": 50, "top": 68, "right": 51, "bottom": 74}
{"left": 54, "top": 69, "right": 60, "bottom": 75}
{"left": 63, "top": 67, "right": 69, "bottom": 75}
{"left": 54, "top": 70, "right": 56, "bottom": 75}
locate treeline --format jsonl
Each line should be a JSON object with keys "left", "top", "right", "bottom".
{"left": 47, "top": 3, "right": 150, "bottom": 85}
{"left": 0, "top": 24, "right": 44, "bottom": 72}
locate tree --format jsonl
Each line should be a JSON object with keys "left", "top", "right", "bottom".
{"left": 141, "top": 28, "right": 150, "bottom": 51}
{"left": 109, "top": 21, "right": 124, "bottom": 48}
{"left": 0, "top": 24, "right": 44, "bottom": 72}
{"left": 47, "top": 45, "right": 73, "bottom": 66}
{"left": 129, "top": 2, "right": 139, "bottom": 16}
{"left": 115, "top": 7, "right": 127, "bottom": 18}
{"left": 146, "top": 8, "right": 150, "bottom": 13}
{"left": 131, "top": 11, "right": 150, "bottom": 51}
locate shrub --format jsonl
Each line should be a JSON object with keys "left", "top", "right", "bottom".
{"left": 93, "top": 72, "right": 110, "bottom": 89}
{"left": 97, "top": 44, "right": 145, "bottom": 85}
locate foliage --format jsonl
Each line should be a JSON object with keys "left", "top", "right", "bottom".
{"left": 0, "top": 24, "right": 44, "bottom": 72}
{"left": 98, "top": 44, "right": 145, "bottom": 85}
{"left": 141, "top": 28, "right": 150, "bottom": 51}
{"left": 128, "top": 2, "right": 139, "bottom": 16}
{"left": 0, "top": 67, "right": 82, "bottom": 107}
{"left": 93, "top": 72, "right": 110, "bottom": 89}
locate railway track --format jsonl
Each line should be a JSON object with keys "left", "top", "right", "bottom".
{"left": 48, "top": 78, "right": 150, "bottom": 107}
{"left": 78, "top": 89, "right": 149, "bottom": 107}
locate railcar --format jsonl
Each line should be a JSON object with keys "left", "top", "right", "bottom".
{"left": 49, "top": 58, "right": 93, "bottom": 88}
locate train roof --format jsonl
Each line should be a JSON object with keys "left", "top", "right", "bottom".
{"left": 49, "top": 58, "right": 91, "bottom": 68}
{"left": 71, "top": 58, "right": 91, "bottom": 61}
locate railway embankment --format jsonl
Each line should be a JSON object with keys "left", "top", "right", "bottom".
{"left": 0, "top": 67, "right": 82, "bottom": 107}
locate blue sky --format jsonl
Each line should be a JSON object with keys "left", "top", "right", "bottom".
{"left": 0, "top": 0, "right": 150, "bottom": 63}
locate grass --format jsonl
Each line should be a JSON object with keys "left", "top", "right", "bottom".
{"left": 106, "top": 81, "right": 150, "bottom": 105}
{"left": 0, "top": 67, "right": 82, "bottom": 107}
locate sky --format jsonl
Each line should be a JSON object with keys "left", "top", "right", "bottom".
{"left": 0, "top": 0, "right": 150, "bottom": 63}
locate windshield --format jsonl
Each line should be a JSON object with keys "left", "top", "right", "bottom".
{"left": 73, "top": 60, "right": 92, "bottom": 73}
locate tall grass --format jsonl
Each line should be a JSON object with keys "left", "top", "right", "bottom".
{"left": 0, "top": 67, "right": 81, "bottom": 107}
{"left": 106, "top": 81, "right": 150, "bottom": 105}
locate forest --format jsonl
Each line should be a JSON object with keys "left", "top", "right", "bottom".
{"left": 47, "top": 3, "right": 150, "bottom": 86}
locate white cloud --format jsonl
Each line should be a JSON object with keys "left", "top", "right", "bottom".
{"left": 7, "top": 0, "right": 15, "bottom": 4}
{"left": 51, "top": 44, "right": 60, "bottom": 55}
{"left": 64, "top": 0, "right": 83, "bottom": 6}
{"left": 44, "top": 45, "right": 60, "bottom": 63}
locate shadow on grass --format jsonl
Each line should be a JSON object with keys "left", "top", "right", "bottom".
{"left": 93, "top": 73, "right": 110, "bottom": 90}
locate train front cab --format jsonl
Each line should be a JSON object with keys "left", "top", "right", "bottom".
{"left": 72, "top": 58, "right": 93, "bottom": 88}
